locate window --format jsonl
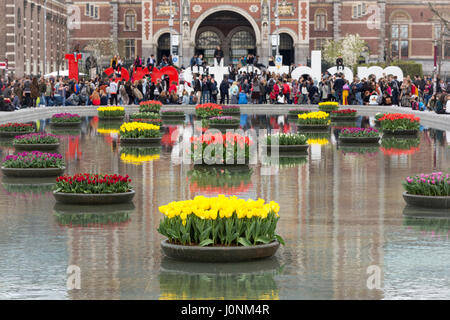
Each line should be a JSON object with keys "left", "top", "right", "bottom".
{"left": 391, "top": 24, "right": 409, "bottom": 59}
{"left": 230, "top": 31, "right": 256, "bottom": 64}
{"left": 352, "top": 3, "right": 368, "bottom": 19}
{"left": 435, "top": 24, "right": 450, "bottom": 58}
{"left": 17, "top": 8, "right": 21, "bottom": 28}
{"left": 125, "top": 39, "right": 135, "bottom": 59}
{"left": 85, "top": 4, "right": 99, "bottom": 19}
{"left": 125, "top": 10, "right": 136, "bottom": 31}
{"left": 314, "top": 9, "right": 327, "bottom": 31}
{"left": 196, "top": 31, "right": 221, "bottom": 64}
{"left": 315, "top": 39, "right": 327, "bottom": 50}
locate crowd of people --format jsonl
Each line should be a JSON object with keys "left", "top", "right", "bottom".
{"left": 1, "top": 54, "right": 449, "bottom": 115}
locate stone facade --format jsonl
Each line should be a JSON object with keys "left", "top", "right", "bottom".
{"left": 2, "top": 0, "right": 449, "bottom": 78}
{"left": 0, "top": 0, "right": 68, "bottom": 79}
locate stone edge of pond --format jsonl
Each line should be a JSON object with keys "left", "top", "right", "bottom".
{"left": 1, "top": 105, "right": 449, "bottom": 131}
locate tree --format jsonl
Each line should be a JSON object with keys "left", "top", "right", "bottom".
{"left": 83, "top": 38, "right": 119, "bottom": 68}
{"left": 323, "top": 34, "right": 369, "bottom": 68}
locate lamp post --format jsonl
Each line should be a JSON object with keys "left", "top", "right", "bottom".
{"left": 275, "top": 0, "right": 280, "bottom": 56}
{"left": 169, "top": 0, "right": 174, "bottom": 57}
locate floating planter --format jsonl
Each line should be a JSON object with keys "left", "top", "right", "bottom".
{"left": 129, "top": 112, "right": 162, "bottom": 126}
{"left": 297, "top": 111, "right": 330, "bottom": 130}
{"left": 379, "top": 113, "right": 420, "bottom": 136}
{"left": 120, "top": 146, "right": 161, "bottom": 165}
{"left": 188, "top": 167, "right": 253, "bottom": 195}
{"left": 381, "top": 137, "right": 420, "bottom": 156}
{"left": 330, "top": 109, "right": 357, "bottom": 121}
{"left": 402, "top": 172, "right": 450, "bottom": 209}
{"left": 139, "top": 100, "right": 162, "bottom": 113}
{"left": 0, "top": 122, "right": 35, "bottom": 138}
{"left": 264, "top": 133, "right": 309, "bottom": 153}
{"left": 195, "top": 103, "right": 223, "bottom": 119}
{"left": 13, "top": 133, "right": 60, "bottom": 151}
{"left": 119, "top": 122, "right": 162, "bottom": 145}
{"left": 221, "top": 105, "right": 241, "bottom": 116}
{"left": 206, "top": 116, "right": 240, "bottom": 130}
{"left": 158, "top": 195, "right": 283, "bottom": 262}
{"left": 318, "top": 101, "right": 339, "bottom": 113}
{"left": 53, "top": 173, "right": 135, "bottom": 205}
{"left": 339, "top": 128, "right": 381, "bottom": 144}
{"left": 288, "top": 109, "right": 311, "bottom": 117}
{"left": 50, "top": 113, "right": 82, "bottom": 127}
{"left": 161, "top": 110, "right": 186, "bottom": 119}
{"left": 374, "top": 113, "right": 386, "bottom": 127}
{"left": 191, "top": 132, "right": 252, "bottom": 166}
{"left": 1, "top": 151, "right": 65, "bottom": 177}
{"left": 97, "top": 106, "right": 125, "bottom": 121}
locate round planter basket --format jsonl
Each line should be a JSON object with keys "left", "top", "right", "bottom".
{"left": 297, "top": 124, "right": 330, "bottom": 131}
{"left": 13, "top": 143, "right": 60, "bottom": 151}
{"left": 331, "top": 116, "right": 357, "bottom": 122}
{"left": 382, "top": 129, "right": 419, "bottom": 136}
{"left": 160, "top": 239, "right": 280, "bottom": 262}
{"left": 207, "top": 123, "right": 240, "bottom": 131}
{"left": 0, "top": 131, "right": 35, "bottom": 138}
{"left": 339, "top": 136, "right": 381, "bottom": 144}
{"left": 1, "top": 166, "right": 66, "bottom": 177}
{"left": 50, "top": 121, "right": 82, "bottom": 127}
{"left": 403, "top": 192, "right": 450, "bottom": 209}
{"left": 53, "top": 190, "right": 136, "bottom": 205}
{"left": 120, "top": 137, "right": 162, "bottom": 145}
{"left": 161, "top": 114, "right": 186, "bottom": 119}
{"left": 264, "top": 144, "right": 309, "bottom": 153}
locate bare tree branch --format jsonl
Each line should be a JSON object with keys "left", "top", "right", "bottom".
{"left": 428, "top": 2, "right": 450, "bottom": 36}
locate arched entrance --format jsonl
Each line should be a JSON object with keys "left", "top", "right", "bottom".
{"left": 279, "top": 33, "right": 294, "bottom": 66}
{"left": 193, "top": 9, "right": 259, "bottom": 66}
{"left": 157, "top": 33, "right": 171, "bottom": 62}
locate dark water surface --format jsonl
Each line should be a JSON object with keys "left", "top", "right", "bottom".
{"left": 0, "top": 115, "right": 449, "bottom": 299}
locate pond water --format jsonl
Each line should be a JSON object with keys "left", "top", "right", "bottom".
{"left": 0, "top": 114, "right": 450, "bottom": 300}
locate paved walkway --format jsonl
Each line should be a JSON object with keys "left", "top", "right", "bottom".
{"left": 1, "top": 104, "right": 449, "bottom": 131}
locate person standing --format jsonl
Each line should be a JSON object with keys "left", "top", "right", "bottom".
{"left": 39, "top": 78, "right": 47, "bottom": 107}
{"left": 333, "top": 73, "right": 346, "bottom": 104}
{"left": 201, "top": 77, "right": 210, "bottom": 103}
{"left": 109, "top": 79, "right": 118, "bottom": 105}
{"left": 23, "top": 76, "right": 32, "bottom": 108}
{"left": 214, "top": 46, "right": 224, "bottom": 66}
{"left": 220, "top": 77, "right": 230, "bottom": 104}
{"left": 210, "top": 78, "right": 218, "bottom": 103}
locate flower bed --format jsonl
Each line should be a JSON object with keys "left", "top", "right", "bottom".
{"left": 0, "top": 123, "right": 35, "bottom": 137}
{"left": 330, "top": 109, "right": 357, "bottom": 121}
{"left": 379, "top": 113, "right": 420, "bottom": 134}
{"left": 158, "top": 195, "right": 283, "bottom": 247}
{"left": 339, "top": 128, "right": 381, "bottom": 143}
{"left": 53, "top": 173, "right": 135, "bottom": 205}
{"left": 50, "top": 113, "right": 81, "bottom": 125}
{"left": 402, "top": 172, "right": 450, "bottom": 209}
{"left": 206, "top": 116, "right": 240, "bottom": 129}
{"left": 97, "top": 106, "right": 125, "bottom": 119}
{"left": 318, "top": 101, "right": 339, "bottom": 112}
{"left": 195, "top": 103, "right": 223, "bottom": 119}
{"left": 381, "top": 138, "right": 420, "bottom": 156}
{"left": 13, "top": 133, "right": 60, "bottom": 151}
{"left": 297, "top": 111, "right": 330, "bottom": 129}
{"left": 2, "top": 151, "right": 65, "bottom": 177}
{"left": 139, "top": 100, "right": 162, "bottom": 113}
{"left": 265, "top": 133, "right": 309, "bottom": 152}
{"left": 129, "top": 112, "right": 162, "bottom": 125}
{"left": 119, "top": 122, "right": 161, "bottom": 144}
{"left": 190, "top": 132, "right": 252, "bottom": 165}
{"left": 288, "top": 109, "right": 311, "bottom": 116}
{"left": 161, "top": 110, "right": 186, "bottom": 117}
{"left": 120, "top": 147, "right": 161, "bottom": 165}
{"left": 221, "top": 105, "right": 240, "bottom": 115}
